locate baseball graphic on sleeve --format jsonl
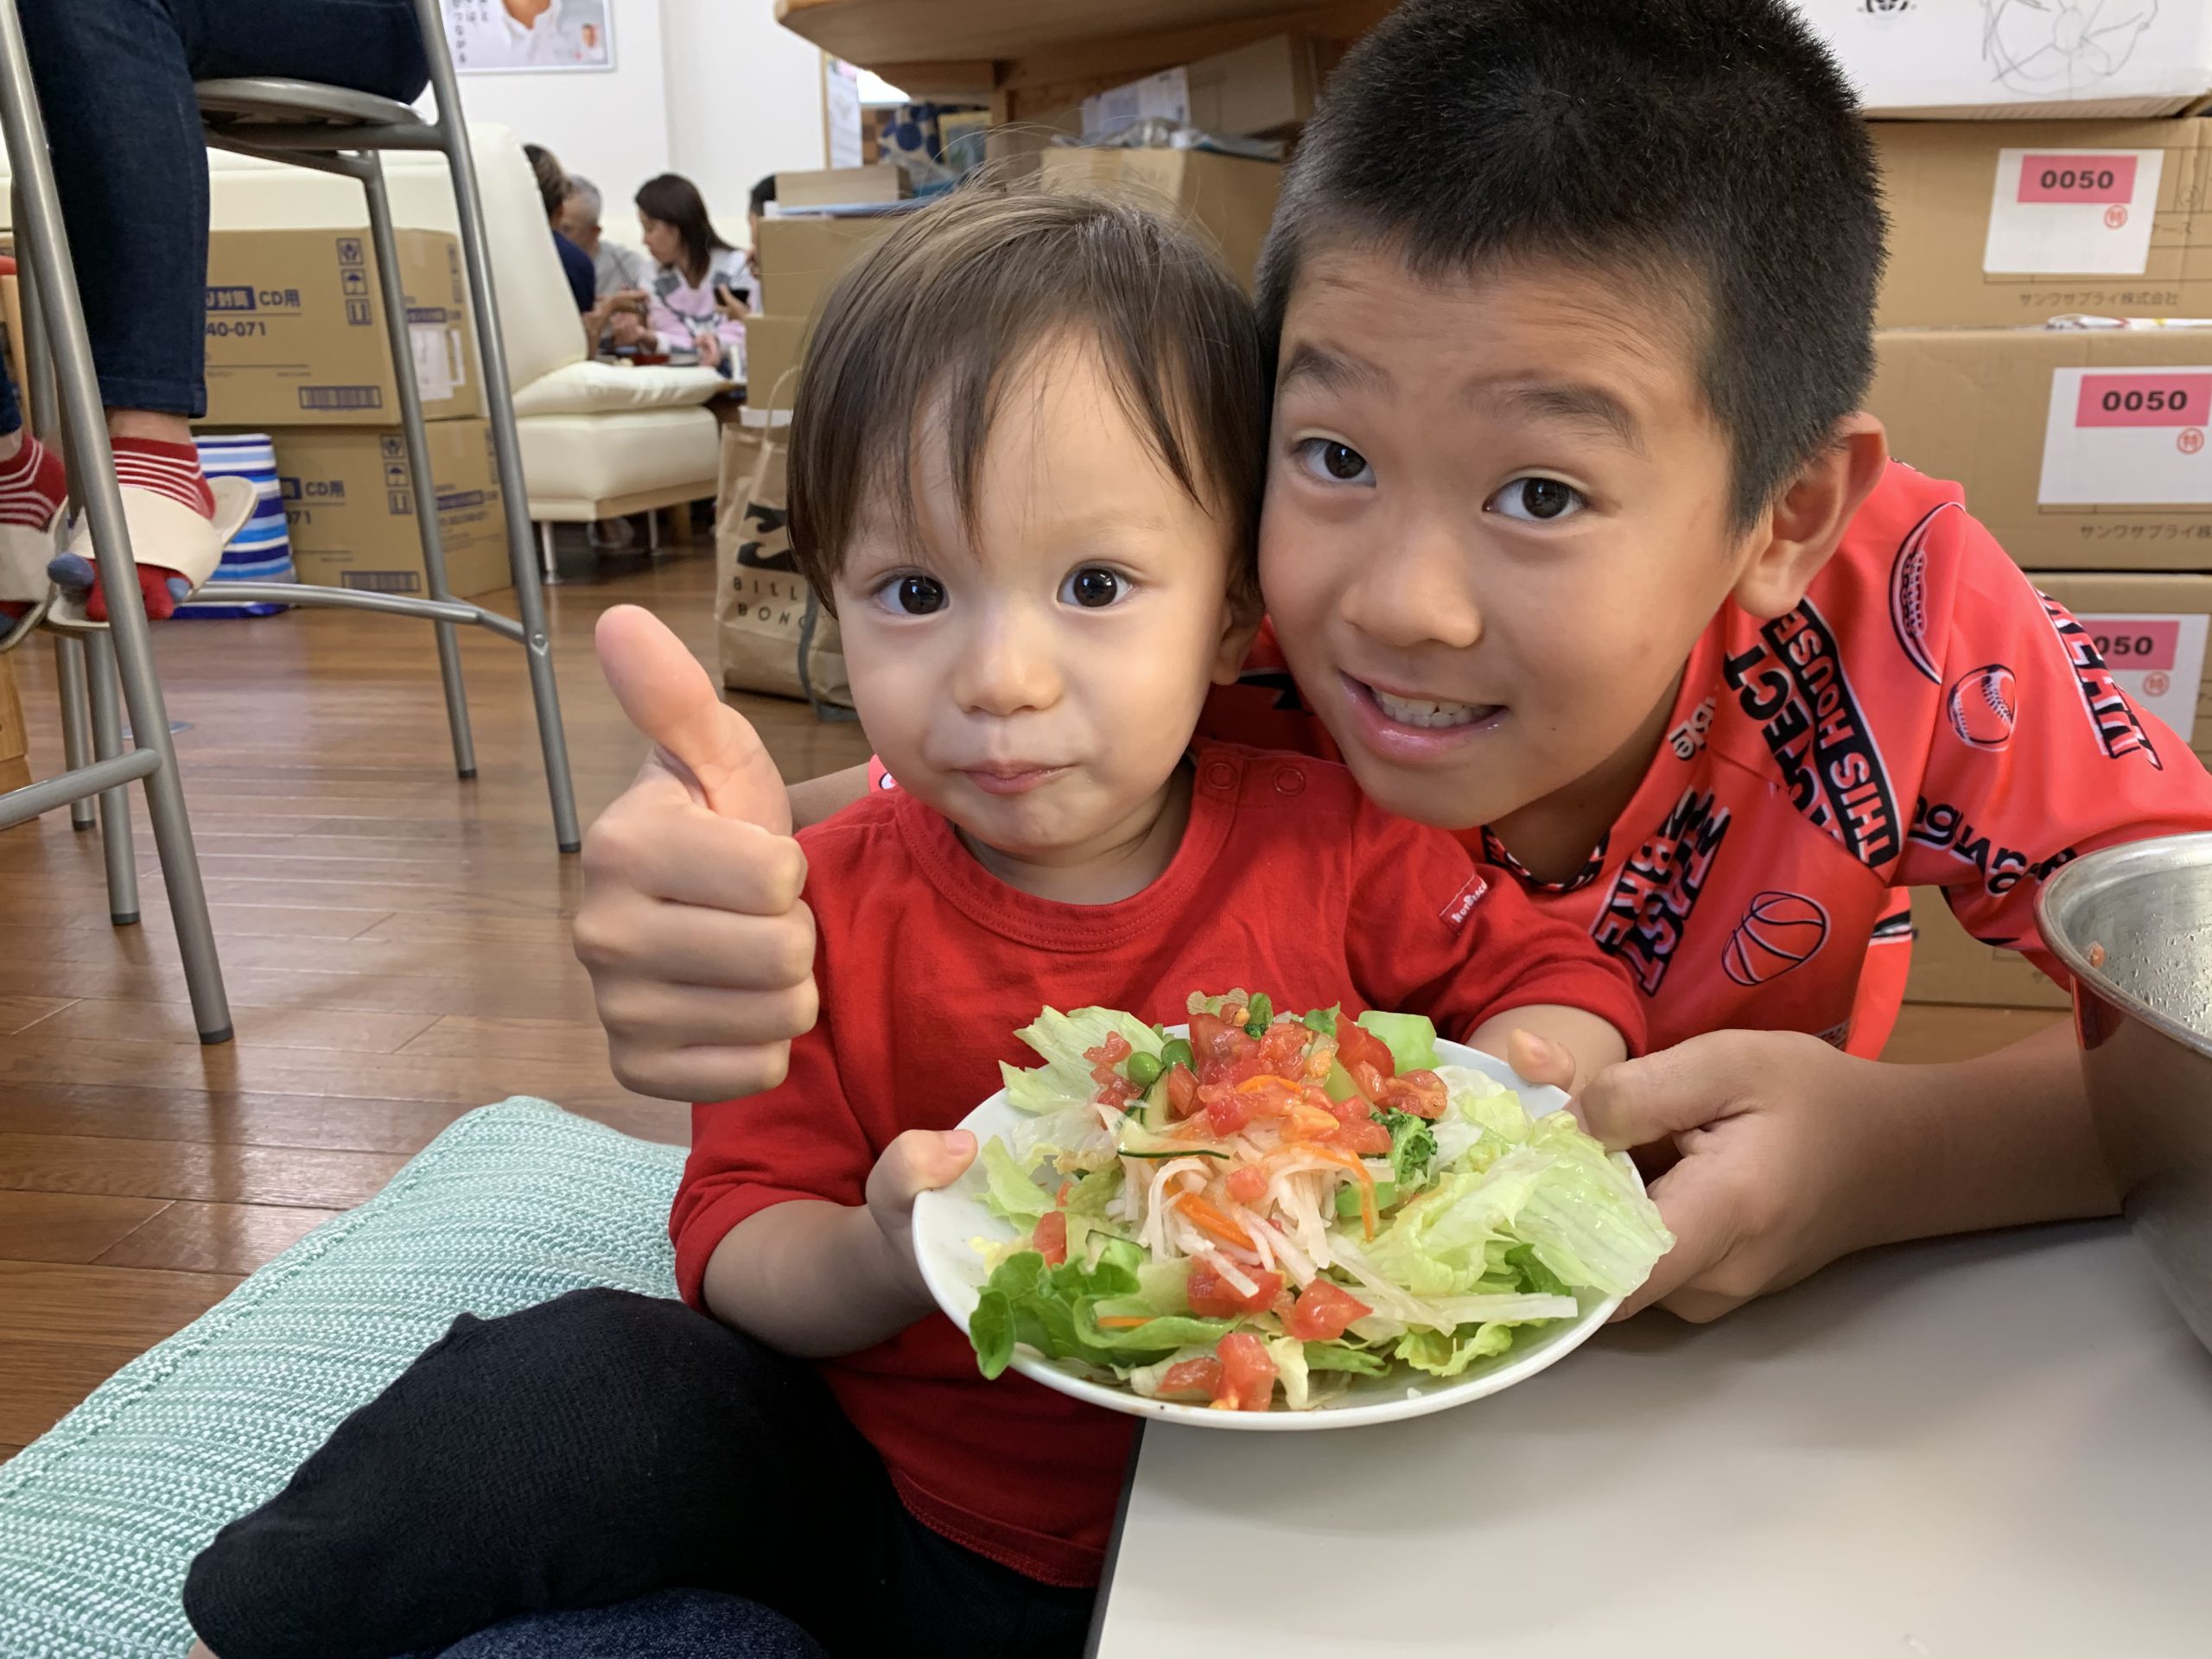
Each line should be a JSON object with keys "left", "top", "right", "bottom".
{"left": 1948, "top": 663, "right": 2018, "bottom": 751}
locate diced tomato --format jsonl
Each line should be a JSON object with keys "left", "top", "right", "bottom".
{"left": 1096, "top": 1077, "right": 1137, "bottom": 1111}
{"left": 1334, "top": 1020, "right": 1395, "bottom": 1082}
{"left": 1185, "top": 1258, "right": 1283, "bottom": 1317}
{"left": 1198, "top": 1083, "right": 1249, "bottom": 1135}
{"left": 1214, "top": 1332, "right": 1278, "bottom": 1411}
{"left": 1376, "top": 1068, "right": 1447, "bottom": 1120}
{"left": 1286, "top": 1279, "right": 1372, "bottom": 1342}
{"left": 1325, "top": 1116, "right": 1393, "bottom": 1156}
{"left": 1155, "top": 1357, "right": 1221, "bottom": 1401}
{"left": 1033, "top": 1211, "right": 1068, "bottom": 1267}
{"left": 1256, "top": 1021, "right": 1309, "bottom": 1078}
{"left": 1166, "top": 1064, "right": 1201, "bottom": 1118}
{"left": 1347, "top": 1058, "right": 1387, "bottom": 1102}
{"left": 1225, "top": 1166, "right": 1269, "bottom": 1205}
{"left": 1191, "top": 1012, "right": 1262, "bottom": 1087}
{"left": 1085, "top": 1033, "right": 1134, "bottom": 1089}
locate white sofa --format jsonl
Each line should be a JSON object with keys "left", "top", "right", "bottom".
{"left": 0, "top": 124, "right": 727, "bottom": 531}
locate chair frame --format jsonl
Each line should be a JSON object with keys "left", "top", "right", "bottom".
{"left": 0, "top": 0, "right": 583, "bottom": 1046}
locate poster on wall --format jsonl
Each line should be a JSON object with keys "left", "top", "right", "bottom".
{"left": 443, "top": 0, "right": 614, "bottom": 74}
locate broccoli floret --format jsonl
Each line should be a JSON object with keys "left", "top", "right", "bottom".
{"left": 1379, "top": 1108, "right": 1436, "bottom": 1187}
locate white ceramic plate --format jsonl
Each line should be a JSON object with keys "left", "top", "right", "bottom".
{"left": 912, "top": 1033, "right": 1639, "bottom": 1431}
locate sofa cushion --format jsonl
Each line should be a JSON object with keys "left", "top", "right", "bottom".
{"left": 512, "top": 359, "right": 728, "bottom": 418}
{"left": 518, "top": 408, "right": 720, "bottom": 517}
{"left": 0, "top": 1099, "right": 685, "bottom": 1659}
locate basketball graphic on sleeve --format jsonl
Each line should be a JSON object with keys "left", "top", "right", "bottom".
{"left": 1947, "top": 663, "right": 2018, "bottom": 751}
{"left": 1721, "top": 891, "right": 1830, "bottom": 988}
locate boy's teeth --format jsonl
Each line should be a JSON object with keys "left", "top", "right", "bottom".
{"left": 1371, "top": 688, "right": 1485, "bottom": 729}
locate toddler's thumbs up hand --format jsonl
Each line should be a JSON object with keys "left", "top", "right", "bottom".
{"left": 574, "top": 606, "right": 817, "bottom": 1102}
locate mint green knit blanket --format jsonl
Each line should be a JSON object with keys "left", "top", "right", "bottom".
{"left": 0, "top": 1098, "right": 686, "bottom": 1659}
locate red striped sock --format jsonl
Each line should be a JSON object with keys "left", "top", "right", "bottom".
{"left": 111, "top": 436, "right": 215, "bottom": 518}
{"left": 0, "top": 433, "right": 66, "bottom": 529}
{"left": 84, "top": 436, "right": 207, "bottom": 622}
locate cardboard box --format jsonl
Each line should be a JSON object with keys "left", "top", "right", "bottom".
{"left": 753, "top": 215, "right": 899, "bottom": 321}
{"left": 0, "top": 648, "right": 24, "bottom": 764}
{"left": 741, "top": 315, "right": 812, "bottom": 408}
{"left": 1869, "top": 323, "right": 2212, "bottom": 572}
{"left": 1787, "top": 0, "right": 2212, "bottom": 119}
{"left": 1875, "top": 118, "right": 2212, "bottom": 327}
{"left": 2037, "top": 570, "right": 2212, "bottom": 769}
{"left": 203, "top": 228, "right": 477, "bottom": 427}
{"left": 1083, "top": 35, "right": 1320, "bottom": 141}
{"left": 1904, "top": 887, "right": 2073, "bottom": 1008}
{"left": 1039, "top": 148, "right": 1283, "bottom": 290}
{"left": 774, "top": 165, "right": 910, "bottom": 210}
{"left": 1904, "top": 569, "right": 2211, "bottom": 1007}
{"left": 268, "top": 419, "right": 510, "bottom": 598}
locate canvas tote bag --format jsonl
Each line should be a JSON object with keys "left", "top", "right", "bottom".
{"left": 714, "top": 369, "right": 854, "bottom": 716}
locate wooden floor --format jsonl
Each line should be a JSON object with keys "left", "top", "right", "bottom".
{"left": 0, "top": 545, "right": 2061, "bottom": 1459}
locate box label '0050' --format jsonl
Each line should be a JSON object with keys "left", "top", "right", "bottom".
{"left": 2041, "top": 368, "right": 2212, "bottom": 505}
{"left": 1985, "top": 148, "right": 2162, "bottom": 276}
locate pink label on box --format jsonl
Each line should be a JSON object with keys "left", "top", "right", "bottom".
{"left": 2074, "top": 373, "right": 2212, "bottom": 428}
{"left": 2018, "top": 155, "right": 2139, "bottom": 204}
{"left": 2085, "top": 619, "right": 2181, "bottom": 671}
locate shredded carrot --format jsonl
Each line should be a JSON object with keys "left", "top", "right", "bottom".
{"left": 1175, "top": 1192, "right": 1255, "bottom": 1250}
{"left": 1095, "top": 1315, "right": 1151, "bottom": 1329}
{"left": 1306, "top": 1146, "right": 1378, "bottom": 1237}
{"left": 1283, "top": 1103, "right": 1341, "bottom": 1141}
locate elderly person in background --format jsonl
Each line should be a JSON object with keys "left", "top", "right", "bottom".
{"left": 635, "top": 172, "right": 749, "bottom": 378}
{"left": 559, "top": 174, "right": 651, "bottom": 299}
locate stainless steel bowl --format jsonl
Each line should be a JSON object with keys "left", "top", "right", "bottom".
{"left": 2037, "top": 834, "right": 2212, "bottom": 1351}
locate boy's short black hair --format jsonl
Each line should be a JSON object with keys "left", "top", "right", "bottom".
{"left": 749, "top": 175, "right": 777, "bottom": 218}
{"left": 1259, "top": 0, "right": 1885, "bottom": 531}
{"left": 789, "top": 181, "right": 1267, "bottom": 613}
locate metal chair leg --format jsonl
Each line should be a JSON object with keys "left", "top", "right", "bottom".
{"left": 537, "top": 520, "right": 559, "bottom": 586}
{"left": 83, "top": 629, "right": 139, "bottom": 924}
{"left": 0, "top": 0, "right": 230, "bottom": 1039}
{"left": 415, "top": 22, "right": 578, "bottom": 852}
{"left": 52, "top": 632, "right": 93, "bottom": 829}
{"left": 362, "top": 155, "right": 475, "bottom": 779}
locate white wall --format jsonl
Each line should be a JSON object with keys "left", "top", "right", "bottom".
{"left": 661, "top": 0, "right": 827, "bottom": 241}
{"left": 435, "top": 0, "right": 674, "bottom": 219}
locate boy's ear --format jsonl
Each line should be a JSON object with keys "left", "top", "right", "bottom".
{"left": 1731, "top": 413, "right": 1891, "bottom": 621}
{"left": 1211, "top": 589, "right": 1265, "bottom": 686}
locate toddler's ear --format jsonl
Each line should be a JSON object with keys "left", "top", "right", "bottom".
{"left": 1210, "top": 589, "right": 1265, "bottom": 685}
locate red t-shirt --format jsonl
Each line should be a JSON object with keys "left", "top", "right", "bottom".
{"left": 1200, "top": 461, "right": 2212, "bottom": 1055}
{"left": 671, "top": 741, "right": 1644, "bottom": 1586}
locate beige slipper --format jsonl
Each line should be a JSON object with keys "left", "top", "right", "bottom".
{"left": 0, "top": 503, "right": 63, "bottom": 609}
{"left": 44, "top": 476, "right": 258, "bottom": 632}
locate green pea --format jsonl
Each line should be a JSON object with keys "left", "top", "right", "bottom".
{"left": 1124, "top": 1051, "right": 1164, "bottom": 1090}
{"left": 1244, "top": 991, "right": 1274, "bottom": 1035}
{"left": 1158, "top": 1038, "right": 1194, "bottom": 1074}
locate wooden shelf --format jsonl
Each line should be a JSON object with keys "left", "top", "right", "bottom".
{"left": 777, "top": 0, "right": 1390, "bottom": 122}
{"left": 776, "top": 0, "right": 1305, "bottom": 67}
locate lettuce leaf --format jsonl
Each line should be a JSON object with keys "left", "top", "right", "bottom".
{"left": 978, "top": 1136, "right": 1052, "bottom": 1224}
{"left": 1509, "top": 1110, "right": 1675, "bottom": 1298}
{"left": 968, "top": 1244, "right": 1230, "bottom": 1379}
{"left": 1001, "top": 1006, "right": 1165, "bottom": 1116}
{"left": 1395, "top": 1321, "right": 1515, "bottom": 1377}
{"left": 1357, "top": 1010, "right": 1441, "bottom": 1073}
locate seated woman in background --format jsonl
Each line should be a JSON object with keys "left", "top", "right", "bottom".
{"left": 635, "top": 172, "right": 750, "bottom": 378}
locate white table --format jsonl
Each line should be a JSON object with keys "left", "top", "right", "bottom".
{"left": 1091, "top": 1221, "right": 2212, "bottom": 1657}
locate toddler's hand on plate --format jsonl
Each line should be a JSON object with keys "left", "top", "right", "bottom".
{"left": 867, "top": 1129, "right": 977, "bottom": 1284}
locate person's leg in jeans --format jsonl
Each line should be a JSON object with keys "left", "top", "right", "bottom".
{"left": 427, "top": 1591, "right": 825, "bottom": 1659}
{"left": 13, "top": 0, "right": 429, "bottom": 618}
